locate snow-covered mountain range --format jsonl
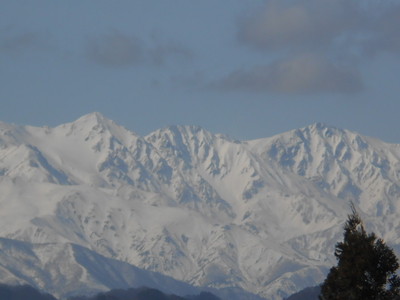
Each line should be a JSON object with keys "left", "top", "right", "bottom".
{"left": 1, "top": 112, "right": 400, "bottom": 299}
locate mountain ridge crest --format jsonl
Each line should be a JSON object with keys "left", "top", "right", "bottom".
{"left": 1, "top": 113, "right": 400, "bottom": 300}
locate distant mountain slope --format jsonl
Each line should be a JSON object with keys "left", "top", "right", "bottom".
{"left": 0, "top": 238, "right": 260, "bottom": 300}
{"left": 0, "top": 237, "right": 197, "bottom": 299}
{"left": 1, "top": 113, "right": 400, "bottom": 299}
{"left": 0, "top": 283, "right": 222, "bottom": 300}
{"left": 68, "top": 287, "right": 220, "bottom": 300}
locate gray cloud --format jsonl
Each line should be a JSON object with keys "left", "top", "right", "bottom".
{"left": 217, "top": 0, "right": 400, "bottom": 95}
{"left": 237, "top": 0, "right": 361, "bottom": 52}
{"left": 85, "top": 30, "right": 194, "bottom": 68}
{"left": 0, "top": 30, "right": 53, "bottom": 56}
{"left": 85, "top": 30, "right": 144, "bottom": 67}
{"left": 210, "top": 53, "right": 363, "bottom": 94}
{"left": 237, "top": 0, "right": 400, "bottom": 58}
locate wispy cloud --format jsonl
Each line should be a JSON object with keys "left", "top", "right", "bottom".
{"left": 148, "top": 31, "right": 194, "bottom": 67}
{"left": 210, "top": 53, "right": 363, "bottom": 94}
{"left": 85, "top": 30, "right": 144, "bottom": 67}
{"left": 0, "top": 29, "right": 53, "bottom": 57}
{"left": 85, "top": 30, "right": 194, "bottom": 68}
{"left": 149, "top": 40, "right": 194, "bottom": 67}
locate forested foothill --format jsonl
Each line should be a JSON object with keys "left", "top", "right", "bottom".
{"left": 285, "top": 286, "right": 320, "bottom": 300}
{"left": 319, "top": 204, "right": 400, "bottom": 300}
{"left": 0, "top": 284, "right": 57, "bottom": 300}
{"left": 69, "top": 287, "right": 221, "bottom": 300}
{"left": 0, "top": 284, "right": 222, "bottom": 300}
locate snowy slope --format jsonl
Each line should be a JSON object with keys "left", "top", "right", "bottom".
{"left": 1, "top": 113, "right": 400, "bottom": 299}
{"left": 0, "top": 237, "right": 260, "bottom": 300}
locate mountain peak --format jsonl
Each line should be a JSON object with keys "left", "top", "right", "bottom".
{"left": 311, "top": 122, "right": 330, "bottom": 128}
{"left": 74, "top": 111, "right": 112, "bottom": 126}
{"left": 161, "top": 124, "right": 204, "bottom": 134}
{"left": 3, "top": 114, "right": 400, "bottom": 300}
{"left": 295, "top": 122, "right": 348, "bottom": 140}
{"left": 146, "top": 124, "right": 214, "bottom": 142}
{"left": 305, "top": 122, "right": 342, "bottom": 133}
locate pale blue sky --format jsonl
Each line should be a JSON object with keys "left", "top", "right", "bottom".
{"left": 1, "top": 0, "right": 400, "bottom": 142}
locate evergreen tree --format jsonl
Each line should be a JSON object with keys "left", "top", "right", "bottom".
{"left": 319, "top": 203, "right": 400, "bottom": 300}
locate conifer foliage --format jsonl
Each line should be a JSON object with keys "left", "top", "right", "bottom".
{"left": 319, "top": 203, "right": 400, "bottom": 300}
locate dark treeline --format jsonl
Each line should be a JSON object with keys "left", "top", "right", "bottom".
{"left": 0, "top": 284, "right": 222, "bottom": 300}
{"left": 69, "top": 287, "right": 221, "bottom": 300}
{"left": 0, "top": 284, "right": 57, "bottom": 300}
{"left": 0, "top": 282, "right": 322, "bottom": 300}
{"left": 285, "top": 286, "right": 320, "bottom": 300}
